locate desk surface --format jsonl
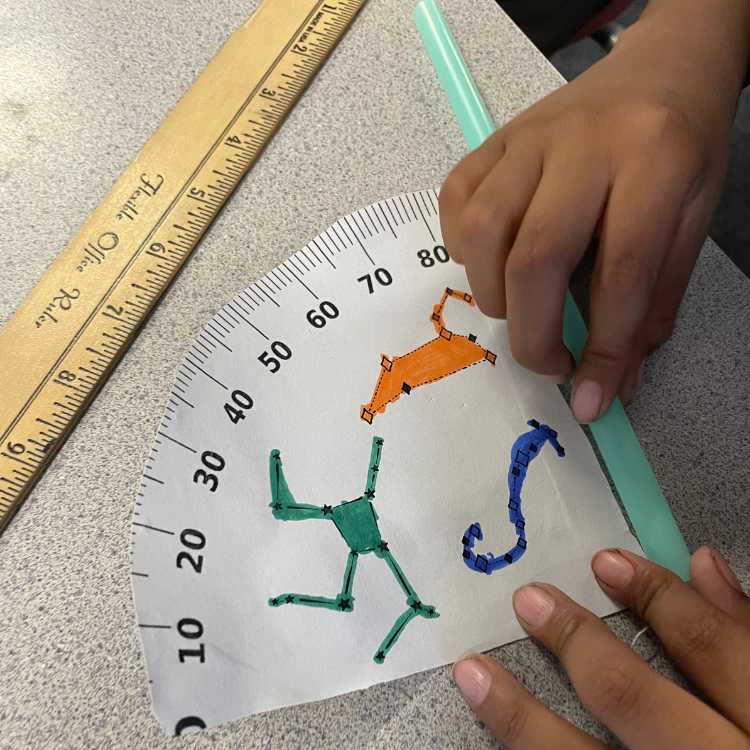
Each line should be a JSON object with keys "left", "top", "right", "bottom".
{"left": 1, "top": 1, "right": 748, "bottom": 747}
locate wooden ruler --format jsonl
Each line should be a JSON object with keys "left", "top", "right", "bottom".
{"left": 0, "top": 0, "right": 365, "bottom": 532}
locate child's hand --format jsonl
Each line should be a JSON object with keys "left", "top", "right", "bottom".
{"left": 439, "top": 3, "right": 749, "bottom": 421}
{"left": 454, "top": 547, "right": 750, "bottom": 749}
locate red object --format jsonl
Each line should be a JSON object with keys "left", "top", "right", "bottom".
{"left": 573, "top": 0, "right": 634, "bottom": 41}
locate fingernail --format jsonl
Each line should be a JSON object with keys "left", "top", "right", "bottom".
{"left": 593, "top": 550, "right": 634, "bottom": 588}
{"left": 571, "top": 379, "right": 602, "bottom": 423}
{"left": 513, "top": 585, "right": 555, "bottom": 627}
{"left": 453, "top": 658, "right": 491, "bottom": 707}
{"left": 710, "top": 549, "right": 743, "bottom": 592}
{"left": 542, "top": 373, "right": 568, "bottom": 385}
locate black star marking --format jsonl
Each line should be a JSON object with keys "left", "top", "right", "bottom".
{"left": 409, "top": 600, "right": 422, "bottom": 611}
{"left": 285, "top": 595, "right": 295, "bottom": 604}
{"left": 378, "top": 540, "right": 389, "bottom": 552}
{"left": 364, "top": 489, "right": 375, "bottom": 499}
{"left": 271, "top": 598, "right": 279, "bottom": 606}
{"left": 272, "top": 502, "right": 282, "bottom": 510}
{"left": 375, "top": 650, "right": 385, "bottom": 662}
{"left": 375, "top": 438, "right": 384, "bottom": 446}
{"left": 338, "top": 598, "right": 352, "bottom": 611}
{"left": 322, "top": 505, "right": 333, "bottom": 515}
{"left": 372, "top": 465, "right": 379, "bottom": 473}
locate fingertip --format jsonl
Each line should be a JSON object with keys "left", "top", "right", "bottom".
{"left": 513, "top": 584, "right": 556, "bottom": 628}
{"left": 591, "top": 549, "right": 635, "bottom": 590}
{"left": 453, "top": 657, "right": 492, "bottom": 707}
{"left": 571, "top": 378, "right": 603, "bottom": 423}
{"left": 691, "top": 546, "right": 743, "bottom": 593}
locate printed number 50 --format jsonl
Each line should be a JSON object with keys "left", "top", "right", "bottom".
{"left": 258, "top": 341, "right": 292, "bottom": 373}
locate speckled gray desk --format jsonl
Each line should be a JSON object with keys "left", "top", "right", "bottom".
{"left": 1, "top": 1, "right": 748, "bottom": 748}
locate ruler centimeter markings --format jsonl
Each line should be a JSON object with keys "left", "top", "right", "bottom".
{"left": 0, "top": 0, "right": 366, "bottom": 532}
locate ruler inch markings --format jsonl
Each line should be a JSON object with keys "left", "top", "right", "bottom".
{"left": 0, "top": 0, "right": 365, "bottom": 531}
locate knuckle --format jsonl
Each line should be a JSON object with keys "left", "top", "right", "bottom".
{"left": 458, "top": 200, "right": 507, "bottom": 248}
{"left": 631, "top": 566, "right": 678, "bottom": 622}
{"left": 674, "top": 611, "right": 723, "bottom": 660}
{"left": 631, "top": 102, "right": 692, "bottom": 148}
{"left": 506, "top": 223, "right": 561, "bottom": 282}
{"left": 491, "top": 695, "right": 529, "bottom": 744}
{"left": 439, "top": 169, "right": 472, "bottom": 213}
{"left": 551, "top": 606, "right": 586, "bottom": 660}
{"left": 600, "top": 251, "right": 656, "bottom": 297}
{"left": 584, "top": 662, "right": 643, "bottom": 721}
{"left": 581, "top": 344, "right": 627, "bottom": 372}
{"left": 630, "top": 103, "right": 709, "bottom": 185}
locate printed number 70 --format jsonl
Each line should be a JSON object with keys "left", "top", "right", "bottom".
{"left": 357, "top": 267, "right": 392, "bottom": 294}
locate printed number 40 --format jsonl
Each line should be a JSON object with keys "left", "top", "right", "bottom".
{"left": 224, "top": 389, "right": 253, "bottom": 424}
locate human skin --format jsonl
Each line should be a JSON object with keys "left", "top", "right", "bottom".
{"left": 453, "top": 547, "right": 750, "bottom": 748}
{"left": 439, "top": 0, "right": 750, "bottom": 422}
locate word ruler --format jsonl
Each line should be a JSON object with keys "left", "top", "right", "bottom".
{"left": 0, "top": 0, "right": 365, "bottom": 532}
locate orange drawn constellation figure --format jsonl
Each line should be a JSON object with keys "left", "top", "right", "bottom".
{"left": 360, "top": 288, "right": 497, "bottom": 423}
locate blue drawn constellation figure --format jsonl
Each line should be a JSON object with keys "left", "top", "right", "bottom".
{"left": 462, "top": 419, "right": 565, "bottom": 574}
{"left": 267, "top": 436, "right": 439, "bottom": 664}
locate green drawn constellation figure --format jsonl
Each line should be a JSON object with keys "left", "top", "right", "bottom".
{"left": 268, "top": 436, "right": 439, "bottom": 664}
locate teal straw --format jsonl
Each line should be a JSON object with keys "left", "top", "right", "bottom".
{"left": 413, "top": 0, "right": 690, "bottom": 579}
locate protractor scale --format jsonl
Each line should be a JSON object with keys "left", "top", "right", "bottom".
{"left": 131, "top": 190, "right": 637, "bottom": 734}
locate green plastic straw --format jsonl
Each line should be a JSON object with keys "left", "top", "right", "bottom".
{"left": 413, "top": 0, "right": 690, "bottom": 579}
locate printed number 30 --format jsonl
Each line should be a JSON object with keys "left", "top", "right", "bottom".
{"left": 192, "top": 450, "right": 225, "bottom": 493}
